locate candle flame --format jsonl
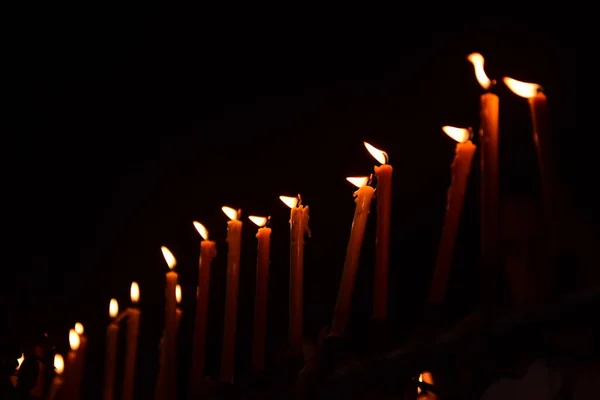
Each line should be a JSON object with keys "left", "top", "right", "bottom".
{"left": 161, "top": 246, "right": 177, "bottom": 269}
{"left": 467, "top": 52, "right": 492, "bottom": 90}
{"left": 279, "top": 195, "right": 299, "bottom": 209}
{"left": 222, "top": 206, "right": 239, "bottom": 221}
{"left": 346, "top": 176, "right": 369, "bottom": 188}
{"left": 176, "top": 284, "right": 182, "bottom": 304}
{"left": 69, "top": 329, "right": 80, "bottom": 351}
{"left": 109, "top": 298, "right": 119, "bottom": 318}
{"left": 74, "top": 322, "right": 84, "bottom": 335}
{"left": 418, "top": 374, "right": 423, "bottom": 394}
{"left": 16, "top": 353, "right": 24, "bottom": 370}
{"left": 248, "top": 215, "right": 268, "bottom": 227}
{"left": 442, "top": 126, "right": 470, "bottom": 143}
{"left": 364, "top": 142, "right": 388, "bottom": 164}
{"left": 417, "top": 371, "right": 434, "bottom": 395}
{"left": 130, "top": 282, "right": 140, "bottom": 304}
{"left": 193, "top": 221, "right": 209, "bottom": 240}
{"left": 503, "top": 77, "right": 541, "bottom": 98}
{"left": 54, "top": 354, "right": 65, "bottom": 375}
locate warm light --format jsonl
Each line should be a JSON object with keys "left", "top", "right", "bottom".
{"left": 442, "top": 126, "right": 470, "bottom": 143}
{"left": 222, "top": 206, "right": 239, "bottom": 221}
{"left": 109, "top": 298, "right": 119, "bottom": 319}
{"left": 74, "top": 322, "right": 84, "bottom": 335}
{"left": 16, "top": 353, "right": 24, "bottom": 370}
{"left": 467, "top": 52, "right": 492, "bottom": 90}
{"left": 54, "top": 354, "right": 65, "bottom": 375}
{"left": 503, "top": 77, "right": 541, "bottom": 98}
{"left": 161, "top": 246, "right": 177, "bottom": 269}
{"left": 176, "top": 284, "right": 182, "bottom": 304}
{"left": 279, "top": 195, "right": 299, "bottom": 209}
{"left": 69, "top": 329, "right": 80, "bottom": 351}
{"left": 417, "top": 372, "right": 434, "bottom": 395}
{"left": 193, "top": 221, "right": 209, "bottom": 240}
{"left": 363, "top": 142, "right": 388, "bottom": 164}
{"left": 346, "top": 176, "right": 369, "bottom": 188}
{"left": 418, "top": 374, "right": 423, "bottom": 394}
{"left": 248, "top": 215, "right": 268, "bottom": 227}
{"left": 130, "top": 282, "right": 140, "bottom": 304}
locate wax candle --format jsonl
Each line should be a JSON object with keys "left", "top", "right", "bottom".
{"left": 58, "top": 328, "right": 80, "bottom": 399}
{"left": 249, "top": 215, "right": 272, "bottom": 372}
{"left": 364, "top": 142, "right": 393, "bottom": 320}
{"left": 159, "top": 246, "right": 178, "bottom": 400}
{"left": 189, "top": 221, "right": 217, "bottom": 392}
{"left": 71, "top": 322, "right": 87, "bottom": 400}
{"left": 468, "top": 53, "right": 499, "bottom": 296}
{"left": 503, "top": 77, "right": 557, "bottom": 243}
{"left": 279, "top": 195, "right": 311, "bottom": 353}
{"left": 331, "top": 176, "right": 375, "bottom": 336}
{"left": 122, "top": 282, "right": 141, "bottom": 400}
{"left": 220, "top": 206, "right": 243, "bottom": 383}
{"left": 103, "top": 299, "right": 119, "bottom": 400}
{"left": 48, "top": 354, "right": 64, "bottom": 400}
{"left": 155, "top": 284, "right": 182, "bottom": 400}
{"left": 428, "top": 127, "right": 477, "bottom": 306}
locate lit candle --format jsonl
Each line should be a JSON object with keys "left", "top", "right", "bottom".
{"left": 364, "top": 142, "right": 393, "bottom": 320}
{"left": 103, "top": 298, "right": 119, "bottom": 400}
{"left": 428, "top": 126, "right": 477, "bottom": 306}
{"left": 122, "top": 282, "right": 141, "bottom": 400}
{"left": 417, "top": 372, "right": 437, "bottom": 399}
{"left": 159, "top": 246, "right": 178, "bottom": 400}
{"left": 249, "top": 215, "right": 272, "bottom": 372}
{"left": 10, "top": 353, "right": 24, "bottom": 388}
{"left": 70, "top": 322, "right": 87, "bottom": 400}
{"left": 503, "top": 77, "right": 557, "bottom": 243}
{"left": 279, "top": 195, "right": 310, "bottom": 353}
{"left": 220, "top": 206, "right": 242, "bottom": 383}
{"left": 189, "top": 221, "right": 217, "bottom": 392}
{"left": 155, "top": 284, "right": 182, "bottom": 400}
{"left": 468, "top": 52, "right": 500, "bottom": 294}
{"left": 60, "top": 328, "right": 80, "bottom": 398}
{"left": 48, "top": 354, "right": 64, "bottom": 400}
{"left": 331, "top": 176, "right": 375, "bottom": 336}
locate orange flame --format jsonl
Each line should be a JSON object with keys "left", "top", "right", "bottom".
{"left": 467, "top": 52, "right": 492, "bottom": 90}
{"left": 176, "top": 284, "right": 182, "bottom": 304}
{"left": 346, "top": 176, "right": 369, "bottom": 188}
{"left": 16, "top": 353, "right": 24, "bottom": 370}
{"left": 69, "top": 329, "right": 80, "bottom": 351}
{"left": 249, "top": 215, "right": 268, "bottom": 227}
{"left": 279, "top": 195, "right": 299, "bottom": 209}
{"left": 109, "top": 298, "right": 119, "bottom": 318}
{"left": 503, "top": 77, "right": 541, "bottom": 98}
{"left": 130, "top": 282, "right": 140, "bottom": 304}
{"left": 54, "top": 354, "right": 65, "bottom": 375}
{"left": 222, "top": 206, "right": 239, "bottom": 221}
{"left": 74, "top": 322, "right": 84, "bottom": 335}
{"left": 442, "top": 126, "right": 470, "bottom": 143}
{"left": 364, "top": 142, "right": 388, "bottom": 164}
{"left": 161, "top": 246, "right": 176, "bottom": 269}
{"left": 193, "top": 221, "right": 209, "bottom": 240}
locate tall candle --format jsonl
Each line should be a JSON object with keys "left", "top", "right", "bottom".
{"left": 122, "top": 282, "right": 141, "bottom": 400}
{"left": 189, "top": 221, "right": 217, "bottom": 392}
{"left": 220, "top": 206, "right": 243, "bottom": 383}
{"left": 468, "top": 53, "right": 499, "bottom": 298}
{"left": 331, "top": 176, "right": 375, "bottom": 336}
{"left": 364, "top": 142, "right": 393, "bottom": 320}
{"left": 159, "top": 246, "right": 178, "bottom": 400}
{"left": 504, "top": 77, "right": 557, "bottom": 244}
{"left": 59, "top": 328, "right": 80, "bottom": 399}
{"left": 71, "top": 322, "right": 87, "bottom": 400}
{"left": 279, "top": 195, "right": 310, "bottom": 353}
{"left": 249, "top": 215, "right": 272, "bottom": 372}
{"left": 155, "top": 284, "right": 182, "bottom": 400}
{"left": 428, "top": 127, "right": 477, "bottom": 306}
{"left": 103, "top": 299, "right": 120, "bottom": 400}
{"left": 48, "top": 354, "right": 64, "bottom": 400}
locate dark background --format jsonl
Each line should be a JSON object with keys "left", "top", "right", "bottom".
{"left": 3, "top": 7, "right": 582, "bottom": 399}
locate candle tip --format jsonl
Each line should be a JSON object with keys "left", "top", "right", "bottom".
{"left": 161, "top": 246, "right": 177, "bottom": 269}
{"left": 130, "top": 282, "right": 140, "bottom": 303}
{"left": 442, "top": 126, "right": 470, "bottom": 143}
{"left": 503, "top": 76, "right": 541, "bottom": 98}
{"left": 346, "top": 176, "right": 369, "bottom": 188}
{"left": 74, "top": 322, "right": 84, "bottom": 335}
{"left": 176, "top": 284, "right": 182, "bottom": 304}
{"left": 248, "top": 215, "right": 268, "bottom": 227}
{"left": 222, "top": 206, "right": 239, "bottom": 221}
{"left": 54, "top": 354, "right": 65, "bottom": 375}
{"left": 193, "top": 221, "right": 209, "bottom": 240}
{"left": 109, "top": 298, "right": 119, "bottom": 318}
{"left": 69, "top": 329, "right": 80, "bottom": 351}
{"left": 364, "top": 141, "right": 388, "bottom": 164}
{"left": 279, "top": 195, "right": 299, "bottom": 209}
{"left": 467, "top": 52, "right": 492, "bottom": 90}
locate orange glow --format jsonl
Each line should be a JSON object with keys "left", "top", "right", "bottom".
{"left": 346, "top": 176, "right": 369, "bottom": 188}
{"left": 54, "top": 354, "right": 65, "bottom": 375}
{"left": 176, "top": 284, "right": 182, "bottom": 304}
{"left": 109, "top": 298, "right": 119, "bottom": 318}
{"left": 417, "top": 372, "right": 434, "bottom": 395}
{"left": 74, "top": 322, "right": 84, "bottom": 335}
{"left": 364, "top": 141, "right": 388, "bottom": 164}
{"left": 69, "top": 329, "right": 80, "bottom": 351}
{"left": 279, "top": 195, "right": 299, "bottom": 209}
{"left": 16, "top": 353, "right": 24, "bottom": 370}
{"left": 161, "top": 246, "right": 177, "bottom": 269}
{"left": 222, "top": 206, "right": 239, "bottom": 221}
{"left": 467, "top": 52, "right": 492, "bottom": 90}
{"left": 248, "top": 215, "right": 268, "bottom": 227}
{"left": 418, "top": 374, "right": 423, "bottom": 394}
{"left": 130, "top": 282, "right": 140, "bottom": 304}
{"left": 503, "top": 77, "right": 541, "bottom": 98}
{"left": 442, "top": 126, "right": 470, "bottom": 143}
{"left": 193, "top": 221, "right": 209, "bottom": 240}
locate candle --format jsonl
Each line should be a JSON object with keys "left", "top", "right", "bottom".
{"left": 331, "top": 176, "right": 375, "bottom": 336}
{"left": 468, "top": 53, "right": 500, "bottom": 297}
{"left": 249, "top": 215, "right": 272, "bottom": 372}
{"left": 103, "top": 299, "right": 119, "bottom": 400}
{"left": 364, "top": 142, "right": 393, "bottom": 320}
{"left": 220, "top": 206, "right": 242, "bottom": 383}
{"left": 122, "top": 282, "right": 141, "bottom": 400}
{"left": 428, "top": 127, "right": 477, "bottom": 306}
{"left": 155, "top": 284, "right": 182, "bottom": 400}
{"left": 417, "top": 372, "right": 437, "bottom": 399}
{"left": 48, "top": 354, "right": 64, "bottom": 400}
{"left": 10, "top": 353, "right": 24, "bottom": 388}
{"left": 189, "top": 221, "right": 217, "bottom": 392}
{"left": 70, "top": 322, "right": 87, "bottom": 400}
{"left": 159, "top": 246, "right": 178, "bottom": 400}
{"left": 59, "top": 328, "right": 80, "bottom": 399}
{"left": 503, "top": 77, "right": 557, "bottom": 243}
{"left": 279, "top": 195, "right": 310, "bottom": 354}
